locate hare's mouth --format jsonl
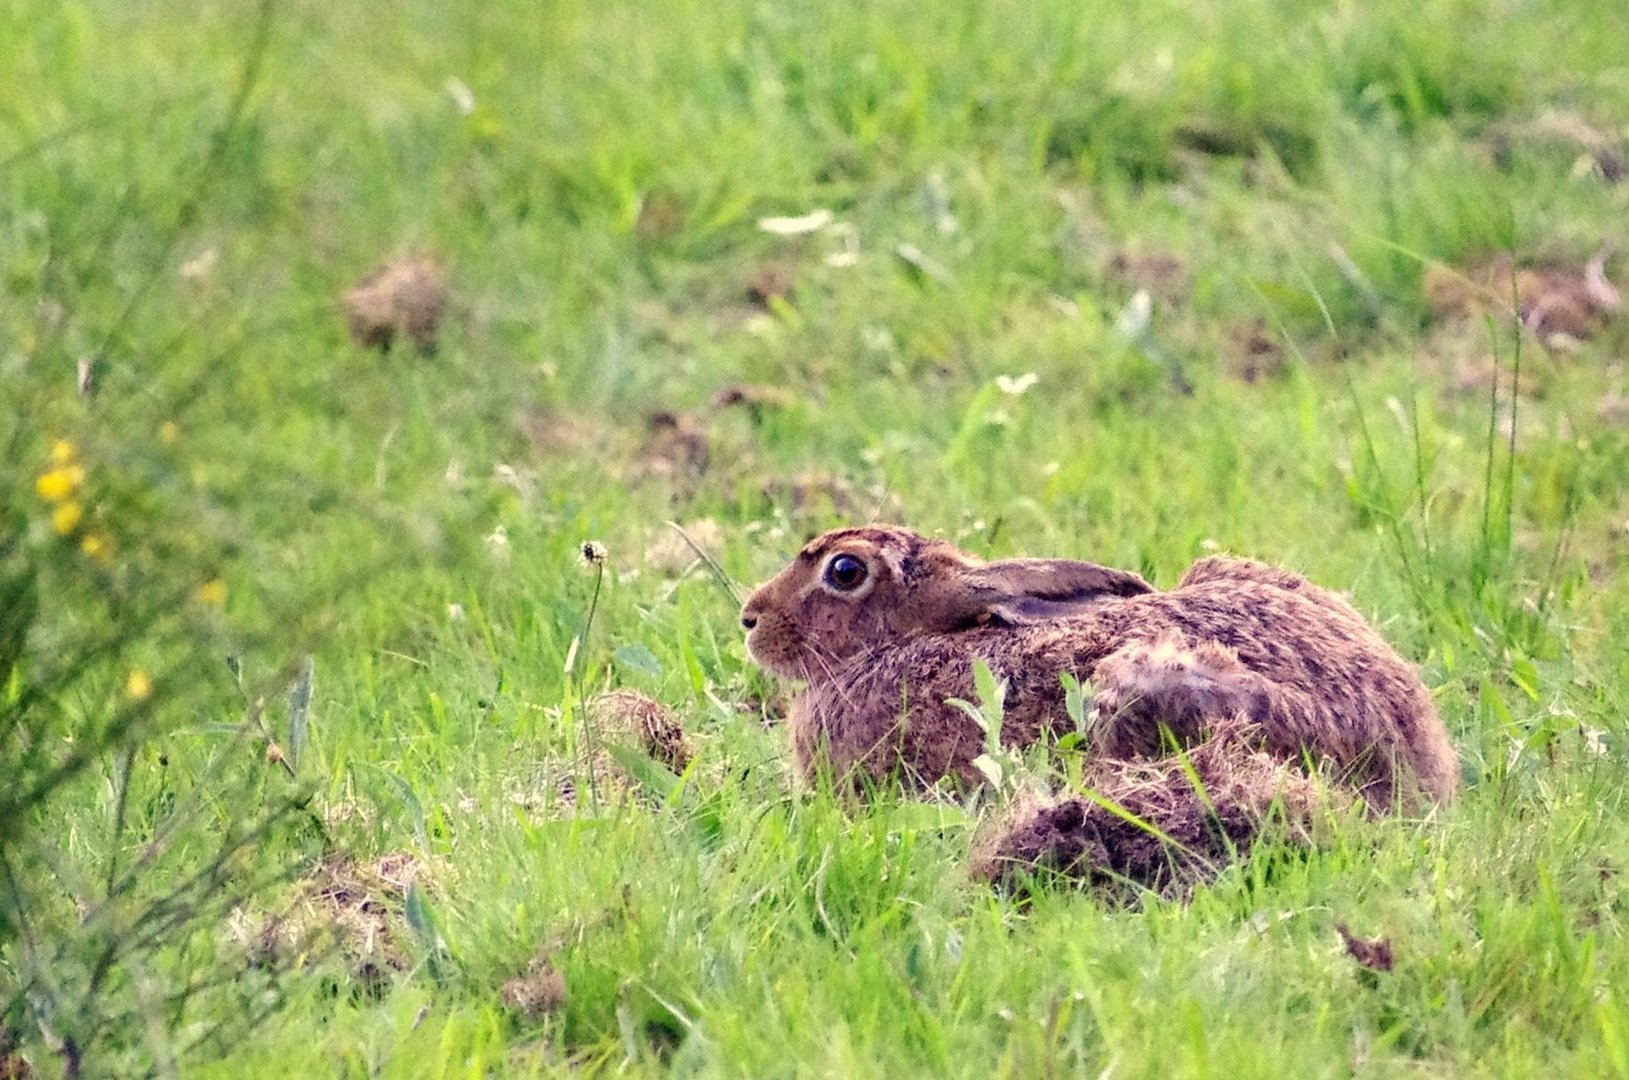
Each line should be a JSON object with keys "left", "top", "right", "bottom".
{"left": 744, "top": 627, "right": 808, "bottom": 681}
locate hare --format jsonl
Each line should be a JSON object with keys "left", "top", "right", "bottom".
{"left": 740, "top": 525, "right": 1458, "bottom": 808}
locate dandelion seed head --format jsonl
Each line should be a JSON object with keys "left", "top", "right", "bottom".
{"left": 579, "top": 540, "right": 608, "bottom": 567}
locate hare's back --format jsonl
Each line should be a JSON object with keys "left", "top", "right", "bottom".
{"left": 1176, "top": 556, "right": 1371, "bottom": 626}
{"left": 1142, "top": 571, "right": 1407, "bottom": 688}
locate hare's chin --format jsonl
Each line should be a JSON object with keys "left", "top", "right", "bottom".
{"left": 745, "top": 633, "right": 804, "bottom": 680}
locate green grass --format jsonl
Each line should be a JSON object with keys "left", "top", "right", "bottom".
{"left": 4, "top": 0, "right": 1629, "bottom": 1074}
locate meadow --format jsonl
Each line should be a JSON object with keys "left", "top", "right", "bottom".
{"left": 3, "top": 0, "right": 1629, "bottom": 1075}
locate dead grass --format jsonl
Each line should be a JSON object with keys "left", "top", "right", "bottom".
{"left": 233, "top": 852, "right": 424, "bottom": 995}
{"left": 593, "top": 689, "right": 695, "bottom": 777}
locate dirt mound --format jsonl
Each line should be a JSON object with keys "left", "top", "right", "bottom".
{"left": 1423, "top": 252, "right": 1620, "bottom": 349}
{"left": 345, "top": 256, "right": 449, "bottom": 353}
{"left": 500, "top": 952, "right": 568, "bottom": 1021}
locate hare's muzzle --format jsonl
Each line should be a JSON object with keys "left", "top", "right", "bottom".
{"left": 739, "top": 590, "right": 767, "bottom": 631}
{"left": 738, "top": 600, "right": 787, "bottom": 675}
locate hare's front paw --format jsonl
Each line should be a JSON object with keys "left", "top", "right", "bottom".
{"left": 1089, "top": 637, "right": 1251, "bottom": 757}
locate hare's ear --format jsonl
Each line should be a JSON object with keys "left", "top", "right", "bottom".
{"left": 957, "top": 558, "right": 1153, "bottom": 627}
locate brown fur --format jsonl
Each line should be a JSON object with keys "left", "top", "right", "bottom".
{"left": 741, "top": 525, "right": 1458, "bottom": 808}
{"left": 970, "top": 717, "right": 1341, "bottom": 896}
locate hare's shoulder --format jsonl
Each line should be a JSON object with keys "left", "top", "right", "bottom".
{"left": 1172, "top": 557, "right": 1400, "bottom": 651}
{"left": 1172, "top": 555, "right": 1375, "bottom": 630}
{"left": 1177, "top": 555, "right": 1322, "bottom": 592}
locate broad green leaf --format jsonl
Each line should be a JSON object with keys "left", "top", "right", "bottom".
{"left": 607, "top": 742, "right": 681, "bottom": 801}
{"left": 613, "top": 642, "right": 664, "bottom": 679}
{"left": 971, "top": 753, "right": 1004, "bottom": 788}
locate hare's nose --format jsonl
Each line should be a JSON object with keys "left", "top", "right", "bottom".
{"left": 740, "top": 611, "right": 758, "bottom": 630}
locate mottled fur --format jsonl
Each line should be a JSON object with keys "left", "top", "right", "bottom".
{"left": 741, "top": 525, "right": 1457, "bottom": 808}
{"left": 969, "top": 717, "right": 1342, "bottom": 896}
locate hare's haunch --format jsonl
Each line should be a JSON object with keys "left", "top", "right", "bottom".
{"left": 741, "top": 525, "right": 1457, "bottom": 807}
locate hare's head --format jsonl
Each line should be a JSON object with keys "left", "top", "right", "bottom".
{"left": 739, "top": 525, "right": 1152, "bottom": 681}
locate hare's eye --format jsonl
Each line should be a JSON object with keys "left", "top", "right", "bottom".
{"left": 824, "top": 554, "right": 868, "bottom": 592}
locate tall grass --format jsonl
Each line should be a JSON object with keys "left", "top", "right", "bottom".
{"left": 4, "top": 0, "right": 1629, "bottom": 1074}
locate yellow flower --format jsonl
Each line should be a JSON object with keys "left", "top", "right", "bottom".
{"left": 52, "top": 501, "right": 84, "bottom": 535}
{"left": 35, "top": 465, "right": 84, "bottom": 503}
{"left": 126, "top": 669, "right": 153, "bottom": 703}
{"left": 81, "top": 532, "right": 113, "bottom": 565}
{"left": 50, "top": 439, "right": 77, "bottom": 466}
{"left": 158, "top": 421, "right": 181, "bottom": 446}
{"left": 196, "top": 578, "right": 227, "bottom": 607}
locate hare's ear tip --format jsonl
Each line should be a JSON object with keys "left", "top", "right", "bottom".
{"left": 1119, "top": 574, "right": 1156, "bottom": 596}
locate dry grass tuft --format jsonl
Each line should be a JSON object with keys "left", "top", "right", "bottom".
{"left": 637, "top": 411, "right": 711, "bottom": 488}
{"left": 594, "top": 689, "right": 695, "bottom": 776}
{"left": 234, "top": 852, "right": 423, "bottom": 994}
